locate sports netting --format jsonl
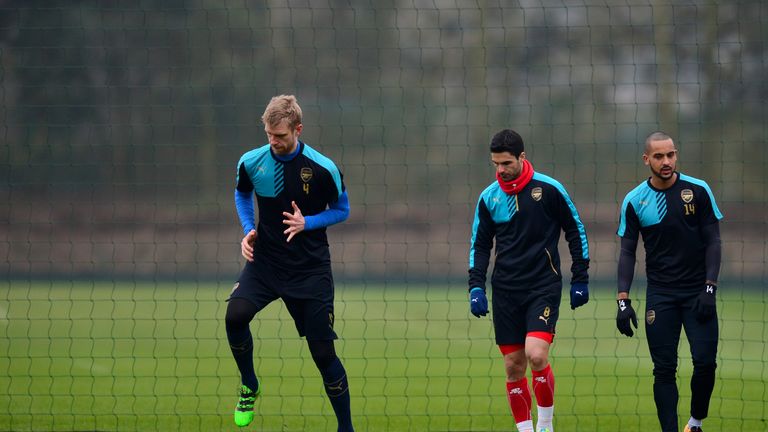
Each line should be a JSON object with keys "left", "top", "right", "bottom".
{"left": 1, "top": 1, "right": 766, "bottom": 431}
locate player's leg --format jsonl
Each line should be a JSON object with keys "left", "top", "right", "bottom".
{"left": 501, "top": 346, "right": 534, "bottom": 432}
{"left": 307, "top": 339, "right": 353, "bottom": 432}
{"left": 225, "top": 298, "right": 261, "bottom": 390}
{"left": 225, "top": 262, "right": 279, "bottom": 427}
{"left": 682, "top": 295, "right": 719, "bottom": 431}
{"left": 524, "top": 287, "right": 559, "bottom": 432}
{"left": 283, "top": 271, "right": 353, "bottom": 432}
{"left": 298, "top": 305, "right": 353, "bottom": 432}
{"left": 226, "top": 296, "right": 267, "bottom": 428}
{"left": 493, "top": 288, "right": 533, "bottom": 432}
{"left": 645, "top": 291, "right": 683, "bottom": 432}
{"left": 526, "top": 335, "right": 554, "bottom": 432}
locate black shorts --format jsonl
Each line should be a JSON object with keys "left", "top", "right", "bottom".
{"left": 228, "top": 258, "right": 337, "bottom": 340}
{"left": 491, "top": 282, "right": 562, "bottom": 345}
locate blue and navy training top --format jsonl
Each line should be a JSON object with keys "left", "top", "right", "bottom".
{"left": 468, "top": 172, "right": 590, "bottom": 292}
{"left": 236, "top": 141, "right": 346, "bottom": 272}
{"left": 617, "top": 172, "right": 723, "bottom": 290}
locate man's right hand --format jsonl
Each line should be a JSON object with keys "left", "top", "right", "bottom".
{"left": 616, "top": 298, "right": 638, "bottom": 337}
{"left": 241, "top": 229, "right": 257, "bottom": 262}
{"left": 469, "top": 287, "right": 488, "bottom": 318}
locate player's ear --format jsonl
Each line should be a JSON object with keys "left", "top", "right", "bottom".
{"left": 518, "top": 151, "right": 526, "bottom": 161}
{"left": 295, "top": 123, "right": 303, "bottom": 136}
{"left": 642, "top": 153, "right": 649, "bottom": 166}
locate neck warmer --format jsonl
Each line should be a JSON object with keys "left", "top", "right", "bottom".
{"left": 496, "top": 159, "right": 534, "bottom": 195}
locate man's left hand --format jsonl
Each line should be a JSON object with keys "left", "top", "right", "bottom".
{"left": 282, "top": 201, "right": 306, "bottom": 242}
{"left": 570, "top": 282, "right": 589, "bottom": 310}
{"left": 692, "top": 283, "right": 717, "bottom": 322}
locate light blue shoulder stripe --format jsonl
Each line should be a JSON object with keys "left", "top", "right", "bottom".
{"left": 479, "top": 182, "right": 515, "bottom": 223}
{"left": 469, "top": 195, "right": 483, "bottom": 268}
{"left": 617, "top": 182, "right": 645, "bottom": 237}
{"left": 237, "top": 145, "right": 270, "bottom": 182}
{"left": 618, "top": 181, "right": 667, "bottom": 235}
{"left": 533, "top": 172, "right": 589, "bottom": 259}
{"left": 679, "top": 173, "right": 724, "bottom": 220}
{"left": 470, "top": 182, "right": 506, "bottom": 268}
{"left": 238, "top": 145, "right": 280, "bottom": 197}
{"left": 302, "top": 143, "right": 343, "bottom": 198}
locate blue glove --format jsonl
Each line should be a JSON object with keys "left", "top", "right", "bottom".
{"left": 570, "top": 282, "right": 589, "bottom": 310}
{"left": 469, "top": 287, "right": 488, "bottom": 318}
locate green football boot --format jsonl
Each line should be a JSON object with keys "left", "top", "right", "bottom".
{"left": 234, "top": 384, "right": 260, "bottom": 427}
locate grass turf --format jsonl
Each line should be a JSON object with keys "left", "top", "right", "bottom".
{"left": 0, "top": 281, "right": 765, "bottom": 431}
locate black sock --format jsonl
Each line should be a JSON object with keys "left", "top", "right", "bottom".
{"left": 320, "top": 357, "right": 353, "bottom": 432}
{"left": 228, "top": 329, "right": 259, "bottom": 391}
{"left": 690, "top": 362, "right": 716, "bottom": 420}
{"left": 226, "top": 299, "right": 259, "bottom": 392}
{"left": 653, "top": 378, "right": 679, "bottom": 432}
{"left": 308, "top": 340, "right": 353, "bottom": 432}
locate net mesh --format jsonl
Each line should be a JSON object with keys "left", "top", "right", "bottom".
{"left": 1, "top": 1, "right": 766, "bottom": 431}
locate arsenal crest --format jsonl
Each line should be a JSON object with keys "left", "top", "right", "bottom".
{"left": 646, "top": 309, "right": 656, "bottom": 325}
{"left": 680, "top": 189, "right": 693, "bottom": 203}
{"left": 531, "top": 187, "right": 542, "bottom": 201}
{"left": 300, "top": 167, "right": 313, "bottom": 182}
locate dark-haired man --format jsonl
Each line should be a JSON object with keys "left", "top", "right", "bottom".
{"left": 468, "top": 129, "right": 590, "bottom": 432}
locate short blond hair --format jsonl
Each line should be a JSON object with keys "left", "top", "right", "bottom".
{"left": 261, "top": 95, "right": 303, "bottom": 129}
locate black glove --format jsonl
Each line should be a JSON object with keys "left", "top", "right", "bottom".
{"left": 616, "top": 299, "right": 638, "bottom": 337}
{"left": 692, "top": 283, "right": 717, "bottom": 322}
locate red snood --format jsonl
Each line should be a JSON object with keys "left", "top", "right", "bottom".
{"left": 496, "top": 159, "right": 534, "bottom": 195}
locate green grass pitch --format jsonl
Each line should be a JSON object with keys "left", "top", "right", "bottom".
{"left": 0, "top": 281, "right": 765, "bottom": 431}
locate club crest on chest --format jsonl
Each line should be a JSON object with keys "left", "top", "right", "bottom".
{"left": 300, "top": 167, "right": 313, "bottom": 182}
{"left": 680, "top": 189, "right": 693, "bottom": 203}
{"left": 531, "top": 187, "right": 542, "bottom": 201}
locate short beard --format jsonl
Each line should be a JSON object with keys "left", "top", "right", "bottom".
{"left": 651, "top": 166, "right": 674, "bottom": 181}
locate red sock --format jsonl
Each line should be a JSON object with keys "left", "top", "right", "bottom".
{"left": 531, "top": 364, "right": 555, "bottom": 407}
{"left": 506, "top": 378, "right": 532, "bottom": 423}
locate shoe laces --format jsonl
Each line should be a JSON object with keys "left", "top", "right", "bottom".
{"left": 237, "top": 385, "right": 256, "bottom": 410}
